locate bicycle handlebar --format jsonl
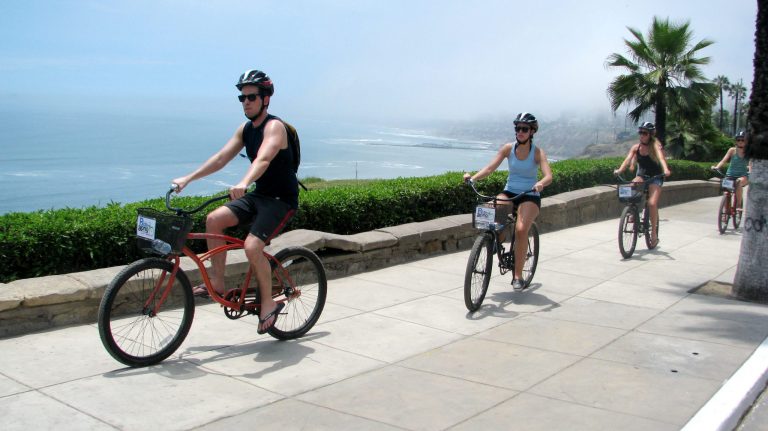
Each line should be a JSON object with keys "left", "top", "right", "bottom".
{"left": 710, "top": 167, "right": 727, "bottom": 178}
{"left": 465, "top": 179, "right": 535, "bottom": 202}
{"left": 614, "top": 173, "right": 665, "bottom": 184}
{"left": 165, "top": 186, "right": 230, "bottom": 216}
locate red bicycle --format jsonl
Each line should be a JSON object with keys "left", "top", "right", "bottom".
{"left": 712, "top": 168, "right": 743, "bottom": 234}
{"left": 98, "top": 188, "right": 327, "bottom": 367}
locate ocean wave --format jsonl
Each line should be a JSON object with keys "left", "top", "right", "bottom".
{"left": 5, "top": 171, "right": 50, "bottom": 178}
{"left": 379, "top": 131, "right": 459, "bottom": 141}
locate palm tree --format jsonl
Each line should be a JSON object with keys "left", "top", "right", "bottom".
{"left": 729, "top": 79, "right": 748, "bottom": 134}
{"left": 665, "top": 115, "right": 720, "bottom": 160}
{"left": 713, "top": 75, "right": 731, "bottom": 131}
{"left": 732, "top": 1, "right": 768, "bottom": 301}
{"left": 606, "top": 16, "right": 717, "bottom": 144}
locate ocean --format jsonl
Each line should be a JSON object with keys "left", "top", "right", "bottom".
{"left": 0, "top": 101, "right": 498, "bottom": 214}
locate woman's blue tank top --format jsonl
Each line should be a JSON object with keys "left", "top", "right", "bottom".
{"left": 504, "top": 142, "right": 540, "bottom": 195}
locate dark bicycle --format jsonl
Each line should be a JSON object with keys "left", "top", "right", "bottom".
{"left": 463, "top": 179, "right": 539, "bottom": 312}
{"left": 616, "top": 173, "right": 665, "bottom": 258}
{"left": 711, "top": 168, "right": 743, "bottom": 234}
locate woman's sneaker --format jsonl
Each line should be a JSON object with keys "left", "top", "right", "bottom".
{"left": 512, "top": 279, "right": 525, "bottom": 292}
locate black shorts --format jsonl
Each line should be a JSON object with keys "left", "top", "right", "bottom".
{"left": 501, "top": 191, "right": 542, "bottom": 209}
{"left": 224, "top": 192, "right": 295, "bottom": 243}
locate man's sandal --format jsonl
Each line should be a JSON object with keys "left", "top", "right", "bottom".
{"left": 257, "top": 302, "right": 285, "bottom": 334}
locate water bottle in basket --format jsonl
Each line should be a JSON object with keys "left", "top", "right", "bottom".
{"left": 150, "top": 239, "right": 172, "bottom": 255}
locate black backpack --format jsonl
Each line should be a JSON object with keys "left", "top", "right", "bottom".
{"left": 282, "top": 120, "right": 307, "bottom": 190}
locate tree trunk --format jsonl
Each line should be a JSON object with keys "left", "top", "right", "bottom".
{"left": 733, "top": 92, "right": 740, "bottom": 134}
{"left": 719, "top": 87, "right": 725, "bottom": 131}
{"left": 734, "top": 160, "right": 768, "bottom": 300}
{"left": 656, "top": 85, "right": 667, "bottom": 145}
{"left": 732, "top": 0, "right": 768, "bottom": 301}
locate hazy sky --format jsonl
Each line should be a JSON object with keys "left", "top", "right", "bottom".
{"left": 0, "top": 0, "right": 758, "bottom": 123}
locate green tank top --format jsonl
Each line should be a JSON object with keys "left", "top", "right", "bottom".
{"left": 726, "top": 150, "right": 750, "bottom": 177}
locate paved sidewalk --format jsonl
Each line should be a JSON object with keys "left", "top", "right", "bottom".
{"left": 2, "top": 195, "right": 767, "bottom": 431}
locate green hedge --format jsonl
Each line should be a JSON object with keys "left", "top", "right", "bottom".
{"left": 0, "top": 158, "right": 715, "bottom": 283}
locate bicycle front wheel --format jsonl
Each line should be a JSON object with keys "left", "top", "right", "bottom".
{"left": 464, "top": 233, "right": 494, "bottom": 312}
{"left": 98, "top": 258, "right": 194, "bottom": 367}
{"left": 644, "top": 206, "right": 659, "bottom": 249}
{"left": 718, "top": 194, "right": 730, "bottom": 234}
{"left": 521, "top": 223, "right": 539, "bottom": 287}
{"left": 618, "top": 206, "right": 638, "bottom": 258}
{"left": 732, "top": 196, "right": 742, "bottom": 229}
{"left": 268, "top": 246, "right": 327, "bottom": 340}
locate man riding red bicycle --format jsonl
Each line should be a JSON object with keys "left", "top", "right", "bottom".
{"left": 172, "top": 69, "right": 298, "bottom": 334}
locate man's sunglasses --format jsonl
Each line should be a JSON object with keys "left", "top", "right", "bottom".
{"left": 515, "top": 126, "right": 531, "bottom": 133}
{"left": 238, "top": 94, "right": 260, "bottom": 102}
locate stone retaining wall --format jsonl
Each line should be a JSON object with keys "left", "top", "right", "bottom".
{"left": 0, "top": 180, "right": 720, "bottom": 337}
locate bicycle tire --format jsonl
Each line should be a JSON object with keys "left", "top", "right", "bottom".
{"left": 644, "top": 205, "right": 659, "bottom": 249}
{"left": 98, "top": 258, "right": 194, "bottom": 367}
{"left": 267, "top": 246, "right": 327, "bottom": 340}
{"left": 718, "top": 194, "right": 730, "bottom": 234}
{"left": 732, "top": 195, "right": 742, "bottom": 229}
{"left": 464, "top": 233, "right": 494, "bottom": 312}
{"left": 521, "top": 222, "right": 539, "bottom": 287}
{"left": 618, "top": 206, "right": 638, "bottom": 258}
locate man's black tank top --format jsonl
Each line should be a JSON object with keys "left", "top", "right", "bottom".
{"left": 635, "top": 144, "right": 662, "bottom": 177}
{"left": 243, "top": 114, "right": 299, "bottom": 208}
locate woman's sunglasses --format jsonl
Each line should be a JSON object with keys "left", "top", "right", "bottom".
{"left": 515, "top": 126, "right": 530, "bottom": 133}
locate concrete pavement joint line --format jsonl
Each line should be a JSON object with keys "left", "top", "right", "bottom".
{"left": 281, "top": 396, "right": 413, "bottom": 431}
{"left": 681, "top": 333, "right": 768, "bottom": 431}
{"left": 39, "top": 387, "right": 120, "bottom": 430}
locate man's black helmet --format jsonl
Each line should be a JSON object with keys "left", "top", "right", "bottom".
{"left": 735, "top": 130, "right": 746, "bottom": 139}
{"left": 513, "top": 112, "right": 538, "bottom": 131}
{"left": 638, "top": 121, "right": 655, "bottom": 132}
{"left": 236, "top": 69, "right": 274, "bottom": 96}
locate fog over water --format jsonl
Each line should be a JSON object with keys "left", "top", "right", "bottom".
{"left": 0, "top": 0, "right": 758, "bottom": 213}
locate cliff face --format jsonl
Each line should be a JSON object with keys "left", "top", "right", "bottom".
{"left": 576, "top": 138, "right": 636, "bottom": 159}
{"left": 437, "top": 122, "right": 628, "bottom": 160}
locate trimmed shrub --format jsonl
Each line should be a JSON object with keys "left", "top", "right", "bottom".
{"left": 0, "top": 157, "right": 715, "bottom": 282}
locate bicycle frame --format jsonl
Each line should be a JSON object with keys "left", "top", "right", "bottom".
{"left": 183, "top": 233, "right": 292, "bottom": 311}
{"left": 147, "top": 189, "right": 291, "bottom": 314}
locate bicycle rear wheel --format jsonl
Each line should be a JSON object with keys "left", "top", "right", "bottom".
{"left": 718, "top": 194, "right": 730, "bottom": 234}
{"left": 521, "top": 222, "right": 539, "bottom": 287}
{"left": 98, "top": 258, "right": 194, "bottom": 367}
{"left": 618, "top": 206, "right": 638, "bottom": 258}
{"left": 268, "top": 246, "right": 327, "bottom": 340}
{"left": 464, "top": 233, "right": 494, "bottom": 312}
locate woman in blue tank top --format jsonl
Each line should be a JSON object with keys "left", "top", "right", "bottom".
{"left": 614, "top": 122, "right": 671, "bottom": 247}
{"left": 712, "top": 130, "right": 751, "bottom": 211}
{"left": 463, "top": 113, "right": 553, "bottom": 292}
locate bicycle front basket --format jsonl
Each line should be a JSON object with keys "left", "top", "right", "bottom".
{"left": 472, "top": 202, "right": 508, "bottom": 230}
{"left": 617, "top": 184, "right": 642, "bottom": 203}
{"left": 721, "top": 177, "right": 735, "bottom": 192}
{"left": 135, "top": 208, "right": 193, "bottom": 254}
